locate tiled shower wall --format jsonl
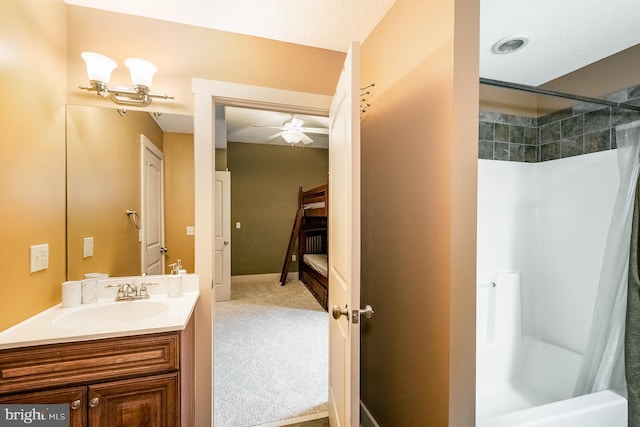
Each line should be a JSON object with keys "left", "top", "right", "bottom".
{"left": 479, "top": 85, "right": 640, "bottom": 162}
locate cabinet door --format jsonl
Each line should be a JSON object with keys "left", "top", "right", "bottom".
{"left": 88, "top": 373, "right": 178, "bottom": 427}
{"left": 0, "top": 386, "right": 86, "bottom": 427}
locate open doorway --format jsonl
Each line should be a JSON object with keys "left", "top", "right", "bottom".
{"left": 214, "top": 105, "right": 330, "bottom": 426}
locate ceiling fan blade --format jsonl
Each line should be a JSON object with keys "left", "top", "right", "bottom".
{"left": 300, "top": 134, "right": 314, "bottom": 144}
{"left": 300, "top": 127, "right": 329, "bottom": 135}
{"left": 252, "top": 125, "right": 286, "bottom": 130}
{"left": 265, "top": 132, "right": 284, "bottom": 142}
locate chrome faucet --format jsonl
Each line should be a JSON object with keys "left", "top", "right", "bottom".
{"left": 107, "top": 282, "right": 158, "bottom": 301}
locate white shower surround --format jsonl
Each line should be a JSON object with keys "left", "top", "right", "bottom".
{"left": 477, "top": 150, "right": 619, "bottom": 352}
{"left": 476, "top": 150, "right": 629, "bottom": 425}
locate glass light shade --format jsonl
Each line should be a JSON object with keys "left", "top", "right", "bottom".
{"left": 282, "top": 130, "right": 301, "bottom": 143}
{"left": 125, "top": 58, "right": 158, "bottom": 88}
{"left": 81, "top": 52, "right": 117, "bottom": 83}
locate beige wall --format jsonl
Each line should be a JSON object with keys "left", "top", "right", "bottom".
{"left": 480, "top": 44, "right": 640, "bottom": 117}
{"left": 164, "top": 132, "right": 195, "bottom": 274}
{"left": 0, "top": 0, "right": 67, "bottom": 331}
{"left": 66, "top": 6, "right": 345, "bottom": 115}
{"left": 66, "top": 106, "right": 163, "bottom": 280}
{"left": 360, "top": 0, "right": 478, "bottom": 425}
{"left": 227, "top": 142, "right": 328, "bottom": 276}
{"left": 539, "top": 43, "right": 640, "bottom": 114}
{"left": 1, "top": 2, "right": 344, "bottom": 331}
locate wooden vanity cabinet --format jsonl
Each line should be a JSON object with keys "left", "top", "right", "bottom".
{"left": 0, "top": 385, "right": 86, "bottom": 426}
{"left": 0, "top": 316, "right": 194, "bottom": 427}
{"left": 88, "top": 373, "right": 178, "bottom": 427}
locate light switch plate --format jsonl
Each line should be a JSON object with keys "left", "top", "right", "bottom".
{"left": 30, "top": 244, "right": 49, "bottom": 273}
{"left": 83, "top": 237, "right": 94, "bottom": 258}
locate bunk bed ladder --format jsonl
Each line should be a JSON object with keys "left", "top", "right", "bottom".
{"left": 279, "top": 208, "right": 303, "bottom": 286}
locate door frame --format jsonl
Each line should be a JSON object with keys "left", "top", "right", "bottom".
{"left": 192, "top": 78, "right": 332, "bottom": 426}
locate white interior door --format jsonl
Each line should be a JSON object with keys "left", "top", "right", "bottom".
{"left": 141, "top": 135, "right": 165, "bottom": 275}
{"left": 214, "top": 171, "right": 231, "bottom": 301}
{"left": 328, "top": 41, "right": 361, "bottom": 427}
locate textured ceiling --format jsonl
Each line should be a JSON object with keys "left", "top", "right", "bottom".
{"left": 64, "top": 0, "right": 397, "bottom": 53}
{"left": 479, "top": 0, "right": 640, "bottom": 86}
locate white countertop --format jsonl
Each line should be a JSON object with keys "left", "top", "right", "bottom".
{"left": 0, "top": 275, "right": 200, "bottom": 350}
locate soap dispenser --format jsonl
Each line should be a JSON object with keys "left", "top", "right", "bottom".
{"left": 176, "top": 259, "right": 187, "bottom": 275}
{"left": 169, "top": 263, "right": 178, "bottom": 275}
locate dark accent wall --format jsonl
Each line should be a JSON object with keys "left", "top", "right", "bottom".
{"left": 479, "top": 85, "right": 640, "bottom": 162}
{"left": 227, "top": 142, "right": 328, "bottom": 276}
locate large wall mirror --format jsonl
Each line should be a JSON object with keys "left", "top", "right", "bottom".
{"left": 65, "top": 105, "right": 195, "bottom": 281}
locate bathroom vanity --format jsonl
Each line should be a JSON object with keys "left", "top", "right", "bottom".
{"left": 0, "top": 275, "right": 199, "bottom": 426}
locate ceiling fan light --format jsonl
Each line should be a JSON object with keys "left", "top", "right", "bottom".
{"left": 81, "top": 52, "right": 117, "bottom": 84}
{"left": 125, "top": 57, "right": 158, "bottom": 88}
{"left": 282, "top": 130, "right": 301, "bottom": 143}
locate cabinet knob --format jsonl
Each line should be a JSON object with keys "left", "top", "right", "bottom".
{"left": 70, "top": 400, "right": 81, "bottom": 410}
{"left": 89, "top": 397, "right": 99, "bottom": 408}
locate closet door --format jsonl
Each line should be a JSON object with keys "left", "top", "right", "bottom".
{"left": 214, "top": 170, "right": 231, "bottom": 301}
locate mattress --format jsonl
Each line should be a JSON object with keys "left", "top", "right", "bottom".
{"left": 303, "top": 201, "right": 325, "bottom": 210}
{"left": 303, "top": 254, "right": 328, "bottom": 277}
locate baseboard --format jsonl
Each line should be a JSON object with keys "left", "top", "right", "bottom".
{"left": 252, "top": 411, "right": 328, "bottom": 427}
{"left": 360, "top": 400, "right": 380, "bottom": 427}
{"left": 231, "top": 273, "right": 299, "bottom": 284}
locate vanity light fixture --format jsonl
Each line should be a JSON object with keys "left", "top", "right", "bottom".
{"left": 78, "top": 52, "right": 174, "bottom": 107}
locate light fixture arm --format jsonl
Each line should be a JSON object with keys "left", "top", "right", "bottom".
{"left": 79, "top": 82, "right": 174, "bottom": 107}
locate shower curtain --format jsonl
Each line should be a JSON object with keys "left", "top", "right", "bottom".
{"left": 573, "top": 121, "right": 640, "bottom": 405}
{"left": 628, "top": 160, "right": 640, "bottom": 426}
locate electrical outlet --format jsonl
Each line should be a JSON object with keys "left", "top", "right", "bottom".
{"left": 292, "top": 254, "right": 297, "bottom": 262}
{"left": 83, "top": 237, "right": 94, "bottom": 258}
{"left": 186, "top": 226, "right": 195, "bottom": 236}
{"left": 30, "top": 244, "right": 49, "bottom": 273}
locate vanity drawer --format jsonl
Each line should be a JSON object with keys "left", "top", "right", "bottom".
{"left": 0, "top": 332, "right": 179, "bottom": 395}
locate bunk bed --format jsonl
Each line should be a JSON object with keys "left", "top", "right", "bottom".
{"left": 280, "top": 184, "right": 328, "bottom": 310}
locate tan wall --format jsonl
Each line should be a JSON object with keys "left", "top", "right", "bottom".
{"left": 164, "top": 133, "right": 195, "bottom": 274}
{"left": 66, "top": 106, "right": 163, "bottom": 281}
{"left": 227, "top": 142, "right": 328, "bottom": 276}
{"left": 66, "top": 6, "right": 345, "bottom": 115}
{"left": 539, "top": 43, "right": 640, "bottom": 114}
{"left": 1, "top": 2, "right": 344, "bottom": 331}
{"left": 0, "top": 0, "right": 67, "bottom": 331}
{"left": 480, "top": 44, "right": 640, "bottom": 117}
{"left": 360, "top": 0, "right": 478, "bottom": 425}
{"left": 480, "top": 85, "right": 538, "bottom": 117}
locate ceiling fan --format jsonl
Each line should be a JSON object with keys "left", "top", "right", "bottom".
{"left": 260, "top": 115, "right": 329, "bottom": 144}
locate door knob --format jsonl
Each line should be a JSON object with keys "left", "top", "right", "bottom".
{"left": 160, "top": 247, "right": 168, "bottom": 254}
{"left": 332, "top": 305, "right": 349, "bottom": 320}
{"left": 70, "top": 400, "right": 81, "bottom": 410}
{"left": 224, "top": 241, "right": 229, "bottom": 245}
{"left": 352, "top": 305, "right": 375, "bottom": 324}
{"left": 89, "top": 397, "right": 99, "bottom": 408}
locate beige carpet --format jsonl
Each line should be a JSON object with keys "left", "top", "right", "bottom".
{"left": 214, "top": 279, "right": 328, "bottom": 427}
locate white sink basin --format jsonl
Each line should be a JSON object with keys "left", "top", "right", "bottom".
{"left": 53, "top": 300, "right": 171, "bottom": 330}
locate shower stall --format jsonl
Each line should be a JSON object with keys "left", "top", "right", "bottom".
{"left": 476, "top": 80, "right": 640, "bottom": 426}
